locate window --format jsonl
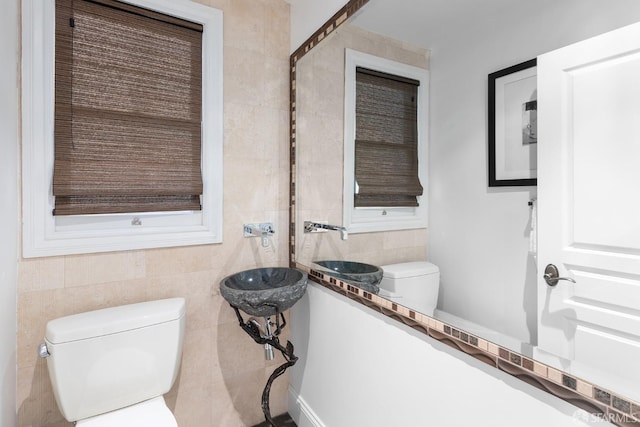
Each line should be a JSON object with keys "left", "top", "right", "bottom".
{"left": 22, "top": 0, "right": 223, "bottom": 257}
{"left": 54, "top": 0, "right": 204, "bottom": 216}
{"left": 354, "top": 67, "right": 423, "bottom": 208}
{"left": 344, "top": 49, "right": 429, "bottom": 233}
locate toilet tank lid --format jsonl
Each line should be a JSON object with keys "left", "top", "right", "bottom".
{"left": 381, "top": 261, "right": 439, "bottom": 279}
{"left": 45, "top": 298, "right": 186, "bottom": 344}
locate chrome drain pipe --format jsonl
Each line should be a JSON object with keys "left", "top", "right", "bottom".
{"left": 263, "top": 317, "right": 275, "bottom": 360}
{"left": 248, "top": 317, "right": 275, "bottom": 360}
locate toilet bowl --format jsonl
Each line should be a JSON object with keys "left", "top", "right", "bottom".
{"left": 77, "top": 396, "right": 176, "bottom": 427}
{"left": 379, "top": 261, "right": 440, "bottom": 314}
{"left": 40, "top": 298, "right": 186, "bottom": 425}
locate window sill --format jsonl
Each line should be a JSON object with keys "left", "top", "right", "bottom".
{"left": 23, "top": 210, "right": 223, "bottom": 258}
{"left": 345, "top": 205, "right": 427, "bottom": 234}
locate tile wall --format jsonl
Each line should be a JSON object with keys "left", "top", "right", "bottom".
{"left": 17, "top": 0, "right": 292, "bottom": 425}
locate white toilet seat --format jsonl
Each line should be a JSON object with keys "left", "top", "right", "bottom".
{"left": 76, "top": 396, "right": 178, "bottom": 427}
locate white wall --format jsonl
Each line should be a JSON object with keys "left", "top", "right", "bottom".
{"left": 428, "top": 0, "right": 640, "bottom": 345}
{"left": 285, "top": 0, "right": 347, "bottom": 52}
{"left": 289, "top": 284, "right": 607, "bottom": 427}
{"left": 0, "top": 0, "right": 19, "bottom": 424}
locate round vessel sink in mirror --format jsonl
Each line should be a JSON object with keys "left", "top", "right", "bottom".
{"left": 313, "top": 260, "right": 383, "bottom": 294}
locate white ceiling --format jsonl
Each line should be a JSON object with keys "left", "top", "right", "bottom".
{"left": 286, "top": 0, "right": 640, "bottom": 58}
{"left": 348, "top": 0, "right": 640, "bottom": 58}
{"left": 349, "top": 0, "right": 558, "bottom": 51}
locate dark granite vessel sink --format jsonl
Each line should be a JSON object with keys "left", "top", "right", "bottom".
{"left": 220, "top": 267, "right": 308, "bottom": 317}
{"left": 313, "top": 260, "right": 383, "bottom": 294}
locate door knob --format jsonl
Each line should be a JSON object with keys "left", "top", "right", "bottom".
{"left": 544, "top": 264, "right": 576, "bottom": 287}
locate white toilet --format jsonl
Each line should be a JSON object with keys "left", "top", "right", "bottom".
{"left": 40, "top": 298, "right": 186, "bottom": 426}
{"left": 379, "top": 261, "right": 440, "bottom": 314}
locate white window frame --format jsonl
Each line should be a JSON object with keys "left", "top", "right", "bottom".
{"left": 22, "top": 0, "right": 224, "bottom": 258}
{"left": 343, "top": 49, "right": 429, "bottom": 233}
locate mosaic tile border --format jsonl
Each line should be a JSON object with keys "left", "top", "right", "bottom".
{"left": 303, "top": 264, "right": 640, "bottom": 426}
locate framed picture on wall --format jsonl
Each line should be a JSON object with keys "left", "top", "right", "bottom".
{"left": 488, "top": 58, "right": 537, "bottom": 187}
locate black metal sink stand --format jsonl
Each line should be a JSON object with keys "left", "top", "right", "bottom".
{"left": 231, "top": 305, "right": 298, "bottom": 427}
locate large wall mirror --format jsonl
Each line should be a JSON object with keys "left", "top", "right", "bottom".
{"left": 290, "top": 0, "right": 640, "bottom": 412}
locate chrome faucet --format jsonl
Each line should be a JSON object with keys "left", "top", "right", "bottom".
{"left": 244, "top": 223, "right": 275, "bottom": 247}
{"left": 304, "top": 221, "right": 348, "bottom": 240}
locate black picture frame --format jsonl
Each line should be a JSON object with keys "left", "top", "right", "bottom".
{"left": 488, "top": 58, "right": 537, "bottom": 187}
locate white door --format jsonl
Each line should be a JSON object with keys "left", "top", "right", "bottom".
{"left": 538, "top": 21, "right": 640, "bottom": 394}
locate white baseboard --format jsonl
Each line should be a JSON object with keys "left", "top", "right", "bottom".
{"left": 288, "top": 386, "right": 325, "bottom": 427}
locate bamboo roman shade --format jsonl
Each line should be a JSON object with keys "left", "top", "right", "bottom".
{"left": 355, "top": 67, "right": 423, "bottom": 208}
{"left": 53, "top": 0, "right": 204, "bottom": 215}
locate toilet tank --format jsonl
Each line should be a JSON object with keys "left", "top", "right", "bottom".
{"left": 44, "top": 298, "right": 186, "bottom": 422}
{"left": 380, "top": 262, "right": 440, "bottom": 313}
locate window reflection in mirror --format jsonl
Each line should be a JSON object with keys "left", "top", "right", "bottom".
{"left": 295, "top": 24, "right": 429, "bottom": 268}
